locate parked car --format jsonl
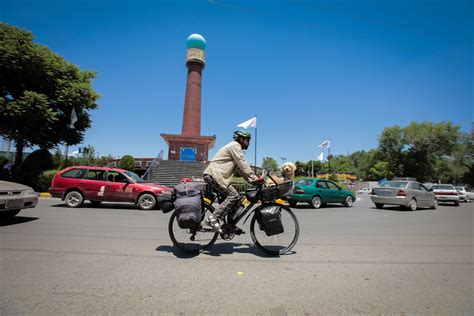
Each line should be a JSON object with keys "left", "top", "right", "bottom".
{"left": 287, "top": 178, "right": 355, "bottom": 209}
{"left": 430, "top": 184, "right": 460, "bottom": 206}
{"left": 49, "top": 166, "right": 172, "bottom": 210}
{"left": 358, "top": 187, "right": 372, "bottom": 194}
{"left": 454, "top": 186, "right": 474, "bottom": 202}
{"left": 370, "top": 180, "right": 437, "bottom": 211}
{"left": 0, "top": 180, "right": 39, "bottom": 218}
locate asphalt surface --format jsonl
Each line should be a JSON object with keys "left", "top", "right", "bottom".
{"left": 1, "top": 195, "right": 472, "bottom": 314}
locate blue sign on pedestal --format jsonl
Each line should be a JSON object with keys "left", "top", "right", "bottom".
{"left": 180, "top": 147, "right": 197, "bottom": 161}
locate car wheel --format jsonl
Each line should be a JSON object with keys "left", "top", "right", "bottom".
{"left": 90, "top": 200, "right": 102, "bottom": 207}
{"left": 65, "top": 191, "right": 84, "bottom": 208}
{"left": 288, "top": 201, "right": 297, "bottom": 207}
{"left": 0, "top": 209, "right": 21, "bottom": 218}
{"left": 375, "top": 203, "right": 384, "bottom": 209}
{"left": 311, "top": 196, "right": 322, "bottom": 209}
{"left": 431, "top": 199, "right": 438, "bottom": 209}
{"left": 454, "top": 201, "right": 459, "bottom": 206}
{"left": 344, "top": 196, "right": 353, "bottom": 207}
{"left": 409, "top": 198, "right": 417, "bottom": 211}
{"left": 138, "top": 193, "right": 156, "bottom": 210}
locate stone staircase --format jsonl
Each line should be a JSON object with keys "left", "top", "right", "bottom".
{"left": 148, "top": 160, "right": 208, "bottom": 187}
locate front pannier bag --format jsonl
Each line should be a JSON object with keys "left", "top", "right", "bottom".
{"left": 259, "top": 205, "right": 284, "bottom": 236}
{"left": 174, "top": 182, "right": 204, "bottom": 229}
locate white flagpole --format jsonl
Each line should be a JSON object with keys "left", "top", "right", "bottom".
{"left": 328, "top": 145, "right": 331, "bottom": 173}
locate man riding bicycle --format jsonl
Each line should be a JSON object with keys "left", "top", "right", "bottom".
{"left": 203, "top": 130, "right": 261, "bottom": 233}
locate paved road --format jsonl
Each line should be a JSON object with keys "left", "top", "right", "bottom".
{"left": 1, "top": 196, "right": 472, "bottom": 314}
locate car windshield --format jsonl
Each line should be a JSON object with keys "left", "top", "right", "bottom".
{"left": 124, "top": 171, "right": 145, "bottom": 183}
{"left": 380, "top": 181, "right": 408, "bottom": 188}
{"left": 454, "top": 186, "right": 463, "bottom": 191}
{"left": 431, "top": 185, "right": 454, "bottom": 190}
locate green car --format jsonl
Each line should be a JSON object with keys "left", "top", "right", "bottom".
{"left": 287, "top": 178, "right": 355, "bottom": 209}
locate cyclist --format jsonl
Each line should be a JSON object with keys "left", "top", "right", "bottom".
{"left": 203, "top": 130, "right": 261, "bottom": 233}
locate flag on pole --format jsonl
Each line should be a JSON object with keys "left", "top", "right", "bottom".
{"left": 70, "top": 108, "right": 78, "bottom": 128}
{"left": 237, "top": 116, "right": 257, "bottom": 129}
{"left": 318, "top": 140, "right": 330, "bottom": 148}
{"left": 317, "top": 152, "right": 324, "bottom": 161}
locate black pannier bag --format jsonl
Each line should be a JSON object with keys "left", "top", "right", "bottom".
{"left": 258, "top": 205, "right": 284, "bottom": 236}
{"left": 174, "top": 182, "right": 204, "bottom": 229}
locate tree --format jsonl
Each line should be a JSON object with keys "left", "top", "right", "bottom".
{"left": 18, "top": 148, "right": 54, "bottom": 188}
{"left": 347, "top": 150, "right": 378, "bottom": 180}
{"left": 0, "top": 23, "right": 99, "bottom": 177}
{"left": 305, "top": 160, "right": 323, "bottom": 176}
{"left": 52, "top": 148, "right": 63, "bottom": 169}
{"left": 261, "top": 157, "right": 279, "bottom": 172}
{"left": 119, "top": 155, "right": 135, "bottom": 172}
{"left": 453, "top": 130, "right": 474, "bottom": 186}
{"left": 367, "top": 161, "right": 393, "bottom": 180}
{"left": 376, "top": 122, "right": 463, "bottom": 182}
{"left": 377, "top": 125, "right": 405, "bottom": 177}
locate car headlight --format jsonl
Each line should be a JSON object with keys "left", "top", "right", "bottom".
{"left": 161, "top": 190, "right": 172, "bottom": 195}
{"left": 21, "top": 189, "right": 36, "bottom": 195}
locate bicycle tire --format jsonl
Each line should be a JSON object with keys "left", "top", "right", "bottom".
{"left": 168, "top": 203, "right": 219, "bottom": 254}
{"left": 250, "top": 203, "right": 299, "bottom": 256}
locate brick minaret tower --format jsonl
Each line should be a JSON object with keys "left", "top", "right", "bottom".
{"left": 161, "top": 34, "right": 216, "bottom": 161}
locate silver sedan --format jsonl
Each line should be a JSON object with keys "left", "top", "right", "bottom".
{"left": 0, "top": 180, "right": 39, "bottom": 218}
{"left": 371, "top": 180, "right": 437, "bottom": 211}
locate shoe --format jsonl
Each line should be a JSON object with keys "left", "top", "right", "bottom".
{"left": 205, "top": 214, "right": 223, "bottom": 234}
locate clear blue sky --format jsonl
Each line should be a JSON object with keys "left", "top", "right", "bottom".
{"left": 1, "top": 0, "right": 472, "bottom": 165}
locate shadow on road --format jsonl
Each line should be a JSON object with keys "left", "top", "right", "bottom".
{"left": 156, "top": 242, "right": 292, "bottom": 258}
{"left": 0, "top": 216, "right": 39, "bottom": 227}
{"left": 371, "top": 206, "right": 436, "bottom": 212}
{"left": 291, "top": 204, "right": 348, "bottom": 210}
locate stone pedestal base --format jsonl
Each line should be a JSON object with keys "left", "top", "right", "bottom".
{"left": 161, "top": 134, "right": 215, "bottom": 162}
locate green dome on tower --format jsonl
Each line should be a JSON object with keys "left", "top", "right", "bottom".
{"left": 186, "top": 34, "right": 207, "bottom": 51}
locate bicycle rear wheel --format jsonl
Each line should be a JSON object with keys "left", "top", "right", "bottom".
{"left": 250, "top": 203, "right": 299, "bottom": 256}
{"left": 168, "top": 203, "right": 219, "bottom": 254}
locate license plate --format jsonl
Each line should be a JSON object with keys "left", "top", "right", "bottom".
{"left": 378, "top": 190, "right": 392, "bottom": 196}
{"left": 6, "top": 199, "right": 24, "bottom": 208}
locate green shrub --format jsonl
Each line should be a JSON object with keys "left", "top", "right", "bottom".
{"left": 19, "top": 149, "right": 54, "bottom": 188}
{"left": 35, "top": 170, "right": 59, "bottom": 192}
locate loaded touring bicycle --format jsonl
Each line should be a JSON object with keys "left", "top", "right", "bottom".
{"left": 160, "top": 176, "right": 299, "bottom": 256}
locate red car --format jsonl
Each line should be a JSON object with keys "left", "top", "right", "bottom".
{"left": 49, "top": 166, "right": 172, "bottom": 210}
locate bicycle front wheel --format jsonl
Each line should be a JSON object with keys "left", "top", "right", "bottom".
{"left": 168, "top": 203, "right": 219, "bottom": 254}
{"left": 250, "top": 203, "right": 299, "bottom": 256}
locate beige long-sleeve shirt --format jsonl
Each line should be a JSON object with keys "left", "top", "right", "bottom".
{"left": 203, "top": 140, "right": 258, "bottom": 188}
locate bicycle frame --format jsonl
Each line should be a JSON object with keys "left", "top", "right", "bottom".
{"left": 204, "top": 183, "right": 273, "bottom": 228}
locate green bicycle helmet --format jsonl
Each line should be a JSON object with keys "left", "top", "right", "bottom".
{"left": 233, "top": 130, "right": 252, "bottom": 140}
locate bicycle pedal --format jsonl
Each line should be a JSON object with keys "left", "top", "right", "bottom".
{"left": 234, "top": 227, "right": 245, "bottom": 235}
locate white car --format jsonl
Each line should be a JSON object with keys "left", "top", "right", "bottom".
{"left": 430, "top": 184, "right": 459, "bottom": 206}
{"left": 358, "top": 188, "right": 372, "bottom": 194}
{"left": 454, "top": 186, "right": 474, "bottom": 202}
{"left": 0, "top": 180, "right": 39, "bottom": 218}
